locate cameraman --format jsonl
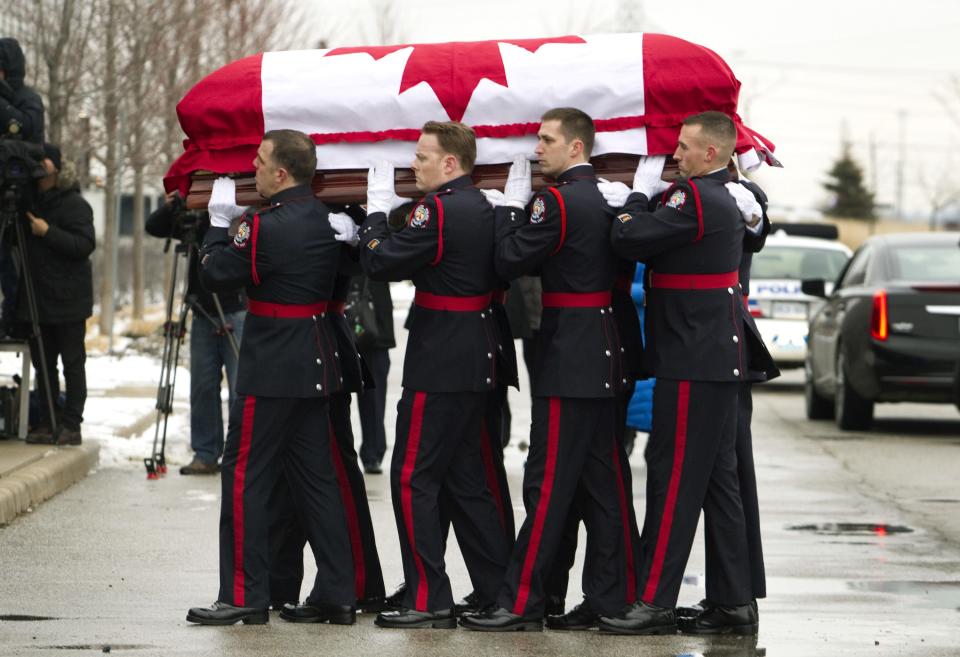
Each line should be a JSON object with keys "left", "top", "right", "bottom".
{"left": 21, "top": 144, "right": 93, "bottom": 446}
{"left": 146, "top": 191, "right": 245, "bottom": 475}
{"left": 0, "top": 38, "right": 44, "bottom": 142}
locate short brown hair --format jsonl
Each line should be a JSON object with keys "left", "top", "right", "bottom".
{"left": 263, "top": 129, "right": 317, "bottom": 184}
{"left": 683, "top": 112, "right": 737, "bottom": 158}
{"left": 421, "top": 121, "right": 477, "bottom": 172}
{"left": 541, "top": 107, "right": 595, "bottom": 158}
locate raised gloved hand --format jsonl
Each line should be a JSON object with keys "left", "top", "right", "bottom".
{"left": 366, "top": 160, "right": 409, "bottom": 216}
{"left": 725, "top": 182, "right": 763, "bottom": 229}
{"left": 208, "top": 177, "right": 245, "bottom": 228}
{"left": 328, "top": 212, "right": 359, "bottom": 245}
{"left": 632, "top": 155, "right": 669, "bottom": 198}
{"left": 504, "top": 156, "right": 533, "bottom": 209}
{"left": 597, "top": 180, "right": 632, "bottom": 208}
{"left": 480, "top": 189, "right": 506, "bottom": 208}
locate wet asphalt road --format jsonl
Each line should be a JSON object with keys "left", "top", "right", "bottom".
{"left": 1, "top": 369, "right": 959, "bottom": 657}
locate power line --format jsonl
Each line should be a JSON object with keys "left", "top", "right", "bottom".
{"left": 735, "top": 59, "right": 956, "bottom": 77}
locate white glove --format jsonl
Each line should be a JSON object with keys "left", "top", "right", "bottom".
{"left": 725, "top": 182, "right": 763, "bottom": 232}
{"left": 480, "top": 189, "right": 507, "bottom": 208}
{"left": 597, "top": 180, "right": 631, "bottom": 208}
{"left": 632, "top": 155, "right": 669, "bottom": 198}
{"left": 504, "top": 156, "right": 533, "bottom": 209}
{"left": 366, "top": 160, "right": 408, "bottom": 216}
{"left": 208, "top": 177, "right": 244, "bottom": 228}
{"left": 328, "top": 212, "right": 359, "bottom": 245}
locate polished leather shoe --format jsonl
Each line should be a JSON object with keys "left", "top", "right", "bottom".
{"left": 374, "top": 607, "right": 456, "bottom": 629}
{"left": 598, "top": 601, "right": 676, "bottom": 635}
{"left": 180, "top": 457, "right": 219, "bottom": 475}
{"left": 545, "top": 599, "right": 599, "bottom": 630}
{"left": 678, "top": 601, "right": 758, "bottom": 635}
{"left": 357, "top": 595, "right": 386, "bottom": 613}
{"left": 186, "top": 601, "right": 268, "bottom": 625}
{"left": 545, "top": 593, "right": 565, "bottom": 617}
{"left": 676, "top": 598, "right": 709, "bottom": 619}
{"left": 384, "top": 583, "right": 407, "bottom": 610}
{"left": 280, "top": 601, "right": 355, "bottom": 625}
{"left": 453, "top": 590, "right": 482, "bottom": 616}
{"left": 459, "top": 607, "right": 543, "bottom": 632}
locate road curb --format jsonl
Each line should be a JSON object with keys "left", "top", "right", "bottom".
{"left": 0, "top": 442, "right": 100, "bottom": 526}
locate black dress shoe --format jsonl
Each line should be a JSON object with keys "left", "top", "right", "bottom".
{"left": 676, "top": 597, "right": 710, "bottom": 619}
{"left": 384, "top": 583, "right": 406, "bottom": 610}
{"left": 545, "top": 599, "right": 599, "bottom": 630}
{"left": 597, "top": 601, "right": 676, "bottom": 635}
{"left": 374, "top": 607, "right": 456, "bottom": 629}
{"left": 459, "top": 607, "right": 543, "bottom": 632}
{"left": 279, "top": 601, "right": 355, "bottom": 625}
{"left": 186, "top": 601, "right": 268, "bottom": 625}
{"left": 357, "top": 595, "right": 386, "bottom": 613}
{"left": 678, "top": 601, "right": 758, "bottom": 635}
{"left": 545, "top": 593, "right": 565, "bottom": 617}
{"left": 453, "top": 590, "right": 482, "bottom": 616}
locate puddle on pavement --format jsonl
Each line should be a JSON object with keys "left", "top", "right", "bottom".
{"left": 676, "top": 636, "right": 766, "bottom": 657}
{"left": 848, "top": 580, "right": 960, "bottom": 610}
{"left": 35, "top": 645, "right": 152, "bottom": 652}
{"left": 786, "top": 522, "right": 913, "bottom": 536}
{"left": 0, "top": 614, "right": 59, "bottom": 621}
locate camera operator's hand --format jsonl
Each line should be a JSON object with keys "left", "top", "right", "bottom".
{"left": 0, "top": 79, "right": 14, "bottom": 103}
{"left": 26, "top": 212, "right": 49, "bottom": 237}
{"left": 208, "top": 177, "right": 245, "bottom": 228}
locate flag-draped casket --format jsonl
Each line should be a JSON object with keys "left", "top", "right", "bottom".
{"left": 166, "top": 32, "right": 779, "bottom": 207}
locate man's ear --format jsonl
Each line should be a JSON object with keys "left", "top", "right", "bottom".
{"left": 570, "top": 139, "right": 584, "bottom": 159}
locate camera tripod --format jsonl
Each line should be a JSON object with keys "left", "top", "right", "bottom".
{"left": 144, "top": 238, "right": 239, "bottom": 479}
{"left": 0, "top": 188, "right": 59, "bottom": 439}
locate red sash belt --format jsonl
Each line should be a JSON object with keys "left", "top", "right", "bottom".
{"left": 614, "top": 273, "right": 633, "bottom": 293}
{"left": 329, "top": 300, "right": 346, "bottom": 315}
{"left": 414, "top": 291, "right": 493, "bottom": 311}
{"left": 247, "top": 300, "right": 330, "bottom": 318}
{"left": 541, "top": 291, "right": 612, "bottom": 308}
{"left": 650, "top": 270, "right": 739, "bottom": 290}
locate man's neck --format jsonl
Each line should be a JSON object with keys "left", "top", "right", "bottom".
{"left": 559, "top": 161, "right": 591, "bottom": 176}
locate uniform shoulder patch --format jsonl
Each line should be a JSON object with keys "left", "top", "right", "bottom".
{"left": 617, "top": 212, "right": 633, "bottom": 224}
{"left": 366, "top": 238, "right": 380, "bottom": 250}
{"left": 408, "top": 203, "right": 430, "bottom": 229}
{"left": 666, "top": 188, "right": 687, "bottom": 210}
{"left": 232, "top": 220, "right": 251, "bottom": 249}
{"left": 529, "top": 196, "right": 547, "bottom": 224}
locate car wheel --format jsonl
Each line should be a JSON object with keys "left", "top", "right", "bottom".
{"left": 834, "top": 349, "right": 874, "bottom": 430}
{"left": 805, "top": 356, "right": 833, "bottom": 420}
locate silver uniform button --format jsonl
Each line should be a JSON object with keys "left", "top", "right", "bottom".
{"left": 335, "top": 351, "right": 339, "bottom": 357}
{"left": 727, "top": 287, "right": 734, "bottom": 295}
{"left": 315, "top": 384, "right": 322, "bottom": 391}
{"left": 311, "top": 315, "right": 316, "bottom": 320}
{"left": 622, "top": 378, "right": 627, "bottom": 384}
{"left": 339, "top": 377, "right": 343, "bottom": 382}
{"left": 487, "top": 352, "right": 493, "bottom": 359}
{"left": 321, "top": 312, "right": 326, "bottom": 317}
{"left": 600, "top": 309, "right": 605, "bottom": 315}
{"left": 316, "top": 358, "right": 322, "bottom": 365}
{"left": 485, "top": 377, "right": 492, "bottom": 384}
{"left": 605, "top": 350, "right": 611, "bottom": 357}
{"left": 733, "top": 368, "right": 740, "bottom": 376}
{"left": 604, "top": 382, "right": 611, "bottom": 389}
{"left": 480, "top": 312, "right": 486, "bottom": 318}
{"left": 620, "top": 347, "right": 625, "bottom": 353}
{"left": 732, "top": 335, "right": 739, "bottom": 343}
{"left": 608, "top": 306, "right": 613, "bottom": 312}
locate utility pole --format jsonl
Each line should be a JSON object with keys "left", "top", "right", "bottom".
{"left": 896, "top": 109, "right": 908, "bottom": 220}
{"left": 869, "top": 132, "right": 878, "bottom": 200}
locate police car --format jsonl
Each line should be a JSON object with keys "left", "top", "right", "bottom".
{"left": 749, "top": 232, "right": 852, "bottom": 367}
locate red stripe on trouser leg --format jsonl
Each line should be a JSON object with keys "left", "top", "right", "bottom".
{"left": 329, "top": 417, "right": 366, "bottom": 600}
{"left": 611, "top": 433, "right": 637, "bottom": 602}
{"left": 232, "top": 397, "right": 257, "bottom": 607}
{"left": 513, "top": 397, "right": 561, "bottom": 616}
{"left": 401, "top": 392, "right": 430, "bottom": 611}
{"left": 479, "top": 419, "right": 507, "bottom": 532}
{"left": 642, "top": 381, "right": 690, "bottom": 603}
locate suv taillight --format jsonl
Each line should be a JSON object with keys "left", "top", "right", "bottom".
{"left": 870, "top": 289, "right": 888, "bottom": 341}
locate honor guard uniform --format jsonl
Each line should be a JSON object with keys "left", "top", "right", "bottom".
{"left": 462, "top": 160, "right": 634, "bottom": 632}
{"left": 677, "top": 176, "right": 772, "bottom": 624}
{"left": 598, "top": 159, "right": 778, "bottom": 636}
{"left": 186, "top": 181, "right": 356, "bottom": 626}
{"left": 360, "top": 167, "right": 510, "bottom": 629}
{"left": 268, "top": 255, "right": 387, "bottom": 620}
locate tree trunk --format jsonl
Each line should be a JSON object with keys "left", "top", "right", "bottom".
{"left": 132, "top": 166, "right": 145, "bottom": 320}
{"left": 98, "top": 0, "right": 118, "bottom": 337}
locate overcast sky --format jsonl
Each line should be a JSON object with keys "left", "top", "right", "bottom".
{"left": 306, "top": 0, "right": 960, "bottom": 220}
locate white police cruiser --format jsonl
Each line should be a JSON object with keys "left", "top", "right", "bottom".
{"left": 749, "top": 232, "right": 852, "bottom": 367}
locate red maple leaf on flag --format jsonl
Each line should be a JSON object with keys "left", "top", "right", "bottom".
{"left": 326, "top": 36, "right": 585, "bottom": 122}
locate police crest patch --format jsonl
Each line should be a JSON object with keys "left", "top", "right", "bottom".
{"left": 666, "top": 189, "right": 687, "bottom": 209}
{"left": 366, "top": 238, "right": 381, "bottom": 250}
{"left": 529, "top": 196, "right": 546, "bottom": 224}
{"left": 617, "top": 213, "right": 633, "bottom": 224}
{"left": 232, "top": 220, "right": 251, "bottom": 248}
{"left": 409, "top": 204, "right": 430, "bottom": 228}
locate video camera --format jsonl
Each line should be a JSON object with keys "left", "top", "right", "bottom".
{"left": 162, "top": 192, "right": 205, "bottom": 246}
{"left": 0, "top": 131, "right": 45, "bottom": 215}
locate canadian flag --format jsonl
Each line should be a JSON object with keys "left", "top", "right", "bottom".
{"left": 165, "top": 32, "right": 778, "bottom": 193}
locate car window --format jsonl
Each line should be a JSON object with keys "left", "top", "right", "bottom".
{"left": 751, "top": 246, "right": 849, "bottom": 280}
{"left": 838, "top": 246, "right": 870, "bottom": 288}
{"left": 887, "top": 246, "right": 960, "bottom": 282}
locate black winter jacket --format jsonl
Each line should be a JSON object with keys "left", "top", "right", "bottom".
{"left": 0, "top": 38, "right": 44, "bottom": 143}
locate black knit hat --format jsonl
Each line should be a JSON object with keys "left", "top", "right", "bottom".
{"left": 42, "top": 143, "right": 61, "bottom": 171}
